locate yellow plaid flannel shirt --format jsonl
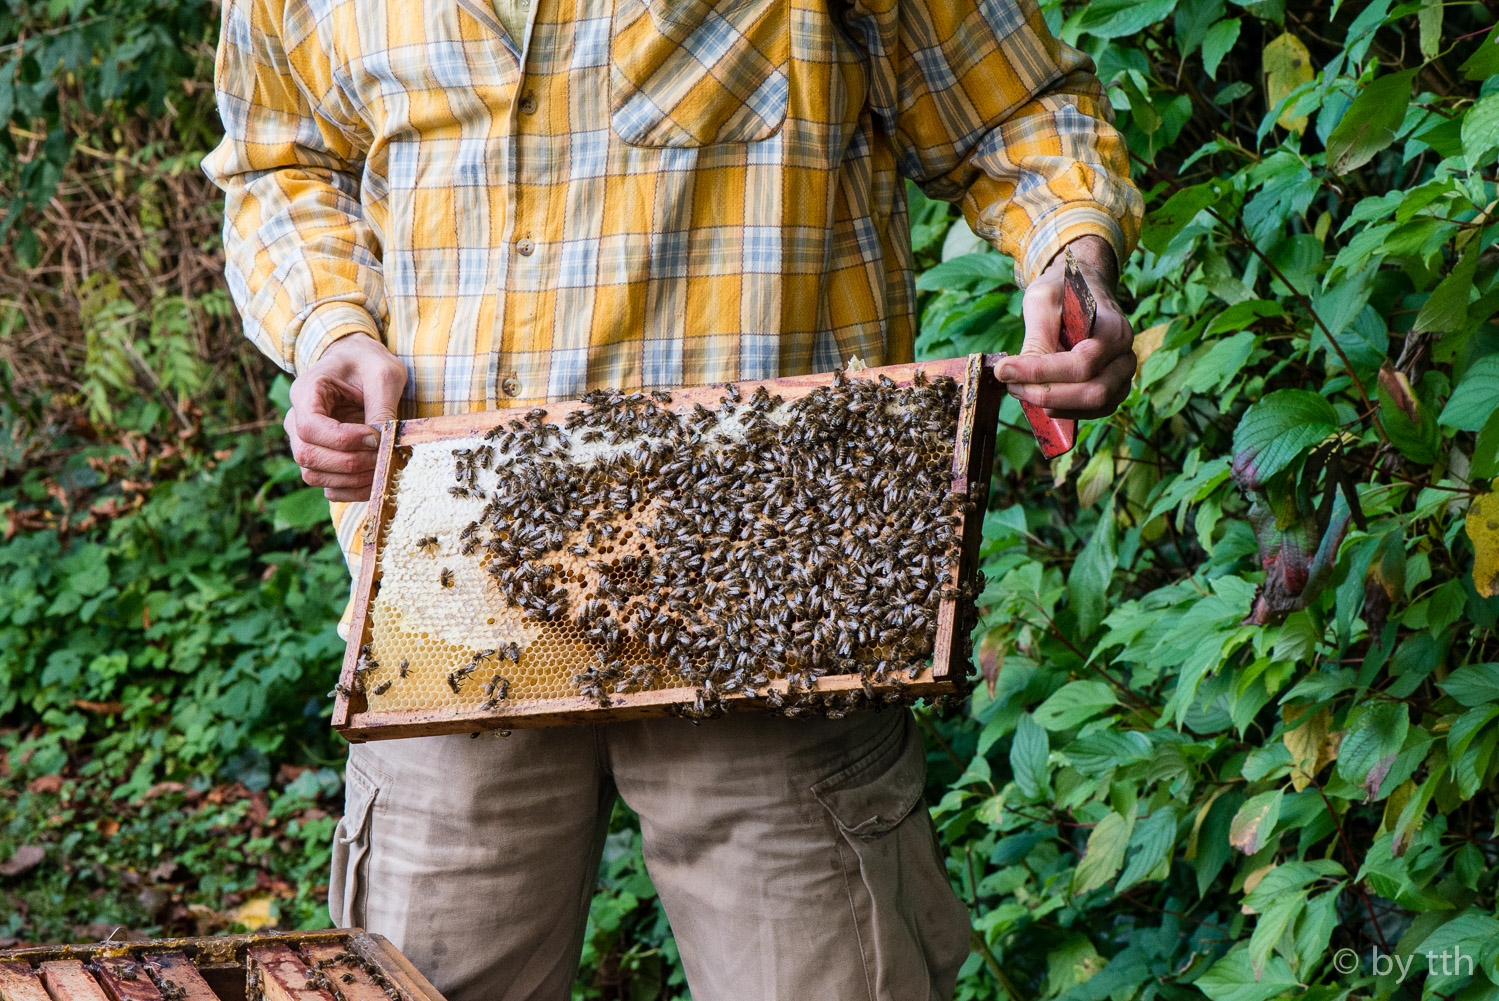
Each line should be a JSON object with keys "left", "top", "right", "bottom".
{"left": 202, "top": 0, "right": 1142, "bottom": 613}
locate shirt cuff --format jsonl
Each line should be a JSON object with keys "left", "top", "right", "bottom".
{"left": 294, "top": 303, "right": 382, "bottom": 376}
{"left": 1015, "top": 205, "right": 1127, "bottom": 288}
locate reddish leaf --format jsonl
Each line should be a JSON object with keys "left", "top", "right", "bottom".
{"left": 26, "top": 774, "right": 64, "bottom": 795}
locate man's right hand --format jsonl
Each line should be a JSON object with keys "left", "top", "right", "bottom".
{"left": 285, "top": 334, "right": 408, "bottom": 502}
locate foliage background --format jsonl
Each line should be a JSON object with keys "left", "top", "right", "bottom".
{"left": 2, "top": 0, "right": 1498, "bottom": 997}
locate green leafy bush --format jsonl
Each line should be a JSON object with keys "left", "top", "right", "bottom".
{"left": 921, "top": 1, "right": 1499, "bottom": 997}
{"left": 3, "top": 0, "right": 1499, "bottom": 998}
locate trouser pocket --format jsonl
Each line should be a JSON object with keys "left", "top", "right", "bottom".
{"left": 812, "top": 712, "right": 972, "bottom": 1000}
{"left": 329, "top": 755, "right": 379, "bottom": 928}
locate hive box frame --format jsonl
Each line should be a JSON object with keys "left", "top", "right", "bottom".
{"left": 0, "top": 930, "right": 446, "bottom": 1001}
{"left": 332, "top": 353, "right": 1004, "bottom": 741}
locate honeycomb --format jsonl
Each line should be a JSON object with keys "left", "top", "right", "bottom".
{"left": 355, "top": 370, "right": 975, "bottom": 721}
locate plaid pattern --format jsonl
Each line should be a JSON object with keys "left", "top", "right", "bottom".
{"left": 203, "top": 0, "right": 1142, "bottom": 612}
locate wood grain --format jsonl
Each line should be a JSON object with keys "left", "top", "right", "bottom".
{"left": 298, "top": 944, "right": 386, "bottom": 1001}
{"left": 139, "top": 954, "right": 220, "bottom": 1001}
{"left": 0, "top": 961, "right": 51, "bottom": 1001}
{"left": 92, "top": 958, "right": 163, "bottom": 1001}
{"left": 37, "top": 962, "right": 110, "bottom": 1001}
{"left": 245, "top": 947, "right": 335, "bottom": 1001}
{"left": 331, "top": 420, "right": 399, "bottom": 729}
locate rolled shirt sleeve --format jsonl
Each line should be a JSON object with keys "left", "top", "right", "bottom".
{"left": 842, "top": 0, "right": 1144, "bottom": 285}
{"left": 201, "top": 0, "right": 386, "bottom": 375}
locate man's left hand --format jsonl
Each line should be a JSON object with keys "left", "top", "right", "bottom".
{"left": 995, "top": 235, "right": 1136, "bottom": 420}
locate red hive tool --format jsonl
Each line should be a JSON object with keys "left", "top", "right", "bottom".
{"left": 1018, "top": 249, "right": 1098, "bottom": 459}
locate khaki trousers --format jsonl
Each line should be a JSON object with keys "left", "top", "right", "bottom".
{"left": 328, "top": 708, "right": 971, "bottom": 1001}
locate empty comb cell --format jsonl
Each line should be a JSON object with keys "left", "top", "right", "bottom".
{"left": 334, "top": 356, "right": 1004, "bottom": 740}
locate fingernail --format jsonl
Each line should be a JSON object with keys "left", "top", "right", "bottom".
{"left": 363, "top": 433, "right": 379, "bottom": 449}
{"left": 999, "top": 366, "right": 1017, "bottom": 381}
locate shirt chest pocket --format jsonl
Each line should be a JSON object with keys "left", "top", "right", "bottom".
{"left": 609, "top": 0, "right": 789, "bottom": 147}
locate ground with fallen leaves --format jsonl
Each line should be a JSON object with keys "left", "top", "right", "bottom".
{"left": 0, "top": 732, "right": 340, "bottom": 945}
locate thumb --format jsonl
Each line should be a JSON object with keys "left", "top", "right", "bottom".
{"left": 363, "top": 363, "right": 406, "bottom": 425}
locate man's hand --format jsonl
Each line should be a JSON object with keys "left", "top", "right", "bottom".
{"left": 285, "top": 334, "right": 408, "bottom": 502}
{"left": 995, "top": 235, "right": 1136, "bottom": 420}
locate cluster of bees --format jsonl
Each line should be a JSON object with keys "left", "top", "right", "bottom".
{"left": 89, "top": 960, "right": 186, "bottom": 1001}
{"left": 359, "top": 369, "right": 977, "bottom": 721}
{"left": 245, "top": 949, "right": 405, "bottom": 1001}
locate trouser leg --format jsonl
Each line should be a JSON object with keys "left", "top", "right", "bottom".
{"left": 329, "top": 727, "right": 614, "bottom": 1001}
{"left": 606, "top": 709, "right": 971, "bottom": 1001}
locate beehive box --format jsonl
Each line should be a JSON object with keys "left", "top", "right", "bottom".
{"left": 332, "top": 354, "right": 1003, "bottom": 741}
{"left": 0, "top": 930, "right": 445, "bottom": 1001}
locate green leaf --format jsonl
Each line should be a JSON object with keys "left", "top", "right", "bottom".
{"left": 1247, "top": 891, "right": 1304, "bottom": 980}
{"left": 1473, "top": 408, "right": 1499, "bottom": 479}
{"left": 1437, "top": 663, "right": 1499, "bottom": 707}
{"left": 1140, "top": 181, "right": 1221, "bottom": 254}
{"left": 1415, "top": 237, "right": 1480, "bottom": 334}
{"left": 1010, "top": 713, "right": 1049, "bottom": 798}
{"left": 1229, "top": 789, "right": 1283, "bottom": 854}
{"left": 914, "top": 252, "right": 1008, "bottom": 293}
{"left": 1336, "top": 702, "right": 1410, "bottom": 799}
{"left": 1201, "top": 18, "right": 1241, "bottom": 79}
{"left": 1196, "top": 945, "right": 1299, "bottom": 1001}
{"left": 272, "top": 487, "right": 333, "bottom": 531}
{"left": 1439, "top": 355, "right": 1499, "bottom": 431}
{"left": 1325, "top": 70, "right": 1416, "bottom": 173}
{"left": 1459, "top": 26, "right": 1499, "bottom": 81}
{"left": 1068, "top": 497, "right": 1118, "bottom": 636}
{"left": 1461, "top": 92, "right": 1499, "bottom": 170}
{"left": 1116, "top": 806, "right": 1177, "bottom": 893}
{"left": 1230, "top": 389, "right": 1339, "bottom": 488}
{"left": 1377, "top": 364, "right": 1439, "bottom": 464}
{"left": 1417, "top": 0, "right": 1441, "bottom": 60}
{"left": 1034, "top": 680, "right": 1118, "bottom": 730}
{"left": 1076, "top": 0, "right": 1179, "bottom": 39}
{"left": 1071, "top": 809, "right": 1134, "bottom": 895}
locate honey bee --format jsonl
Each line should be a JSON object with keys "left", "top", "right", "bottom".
{"left": 398, "top": 658, "right": 410, "bottom": 678}
{"left": 373, "top": 680, "right": 392, "bottom": 696}
{"left": 439, "top": 567, "right": 455, "bottom": 588}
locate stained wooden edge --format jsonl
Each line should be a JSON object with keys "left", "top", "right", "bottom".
{"left": 139, "top": 955, "right": 219, "bottom": 1001}
{"left": 93, "top": 959, "right": 163, "bottom": 1001}
{"left": 338, "top": 674, "right": 962, "bottom": 740}
{"left": 347, "top": 935, "right": 446, "bottom": 1001}
{"left": 38, "top": 962, "right": 111, "bottom": 1001}
{"left": 389, "top": 358, "right": 972, "bottom": 444}
{"left": 932, "top": 353, "right": 999, "bottom": 680}
{"left": 246, "top": 946, "right": 334, "bottom": 1001}
{"left": 0, "top": 933, "right": 353, "bottom": 968}
{"left": 332, "top": 421, "right": 400, "bottom": 729}
{"left": 0, "top": 960, "right": 52, "bottom": 1001}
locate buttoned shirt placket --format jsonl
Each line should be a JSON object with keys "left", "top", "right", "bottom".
{"left": 488, "top": 0, "right": 539, "bottom": 409}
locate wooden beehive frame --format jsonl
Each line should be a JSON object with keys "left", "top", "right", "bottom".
{"left": 332, "top": 353, "right": 1003, "bottom": 741}
{"left": 0, "top": 931, "right": 445, "bottom": 1001}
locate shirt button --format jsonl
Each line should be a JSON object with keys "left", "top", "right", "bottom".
{"left": 519, "top": 94, "right": 537, "bottom": 115}
{"left": 516, "top": 237, "right": 535, "bottom": 256}
{"left": 502, "top": 376, "right": 521, "bottom": 397}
